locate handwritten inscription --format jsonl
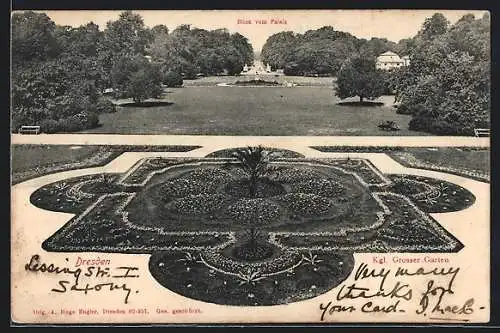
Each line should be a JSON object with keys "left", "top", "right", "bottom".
{"left": 25, "top": 254, "right": 139, "bottom": 304}
{"left": 320, "top": 262, "right": 481, "bottom": 321}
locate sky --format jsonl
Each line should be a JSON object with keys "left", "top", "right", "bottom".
{"left": 33, "top": 10, "right": 488, "bottom": 52}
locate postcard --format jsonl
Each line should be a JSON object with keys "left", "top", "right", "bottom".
{"left": 11, "top": 9, "right": 491, "bottom": 324}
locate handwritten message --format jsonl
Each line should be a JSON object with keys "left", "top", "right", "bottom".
{"left": 25, "top": 254, "right": 139, "bottom": 305}
{"left": 319, "top": 261, "right": 485, "bottom": 322}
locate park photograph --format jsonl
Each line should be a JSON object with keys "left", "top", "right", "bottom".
{"left": 10, "top": 9, "right": 491, "bottom": 325}
{"left": 11, "top": 9, "right": 490, "bottom": 136}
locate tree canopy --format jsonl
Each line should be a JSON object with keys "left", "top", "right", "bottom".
{"left": 261, "top": 26, "right": 398, "bottom": 76}
{"left": 391, "top": 12, "right": 490, "bottom": 135}
{"left": 11, "top": 10, "right": 254, "bottom": 133}
{"left": 336, "top": 57, "right": 385, "bottom": 102}
{"left": 148, "top": 25, "right": 254, "bottom": 78}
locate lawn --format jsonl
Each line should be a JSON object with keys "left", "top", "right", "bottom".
{"left": 11, "top": 145, "right": 102, "bottom": 175}
{"left": 388, "top": 147, "right": 490, "bottom": 180}
{"left": 82, "top": 86, "right": 423, "bottom": 136}
{"left": 11, "top": 144, "right": 201, "bottom": 184}
{"left": 311, "top": 146, "right": 490, "bottom": 182}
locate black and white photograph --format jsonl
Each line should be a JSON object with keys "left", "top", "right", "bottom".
{"left": 10, "top": 9, "right": 491, "bottom": 325}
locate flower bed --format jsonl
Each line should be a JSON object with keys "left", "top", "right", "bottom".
{"left": 148, "top": 249, "right": 355, "bottom": 306}
{"left": 201, "top": 248, "right": 302, "bottom": 276}
{"left": 42, "top": 193, "right": 235, "bottom": 252}
{"left": 273, "top": 193, "right": 334, "bottom": 217}
{"left": 311, "top": 146, "right": 405, "bottom": 153}
{"left": 289, "top": 178, "right": 344, "bottom": 197}
{"left": 118, "top": 158, "right": 202, "bottom": 186}
{"left": 319, "top": 158, "right": 390, "bottom": 186}
{"left": 386, "top": 174, "right": 476, "bottom": 213}
{"left": 160, "top": 169, "right": 232, "bottom": 198}
{"left": 33, "top": 154, "right": 467, "bottom": 306}
{"left": 272, "top": 192, "right": 463, "bottom": 253}
{"left": 267, "top": 165, "right": 324, "bottom": 183}
{"left": 30, "top": 173, "right": 122, "bottom": 214}
{"left": 310, "top": 146, "right": 490, "bottom": 182}
{"left": 205, "top": 147, "right": 304, "bottom": 158}
{"left": 233, "top": 79, "right": 281, "bottom": 86}
{"left": 222, "top": 178, "right": 286, "bottom": 198}
{"left": 169, "top": 194, "right": 234, "bottom": 215}
{"left": 226, "top": 198, "right": 282, "bottom": 225}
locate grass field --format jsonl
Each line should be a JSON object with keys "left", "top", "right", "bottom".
{"left": 311, "top": 146, "right": 490, "bottom": 182}
{"left": 83, "top": 86, "right": 423, "bottom": 136}
{"left": 388, "top": 147, "right": 490, "bottom": 180}
{"left": 11, "top": 145, "right": 102, "bottom": 174}
{"left": 11, "top": 144, "right": 201, "bottom": 184}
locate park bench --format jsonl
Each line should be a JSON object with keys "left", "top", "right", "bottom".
{"left": 18, "top": 125, "right": 41, "bottom": 135}
{"left": 474, "top": 128, "right": 490, "bottom": 137}
{"left": 378, "top": 121, "right": 400, "bottom": 131}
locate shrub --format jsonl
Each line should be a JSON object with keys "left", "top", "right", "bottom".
{"left": 85, "top": 112, "right": 99, "bottom": 128}
{"left": 409, "top": 117, "right": 461, "bottom": 135}
{"left": 429, "top": 119, "right": 462, "bottom": 135}
{"left": 163, "top": 71, "right": 183, "bottom": 87}
{"left": 54, "top": 112, "right": 99, "bottom": 133}
{"left": 56, "top": 118, "right": 81, "bottom": 132}
{"left": 284, "top": 64, "right": 302, "bottom": 76}
{"left": 395, "top": 104, "right": 412, "bottom": 115}
{"left": 408, "top": 116, "right": 434, "bottom": 132}
{"left": 225, "top": 62, "right": 243, "bottom": 76}
{"left": 40, "top": 119, "right": 59, "bottom": 133}
{"left": 96, "top": 98, "right": 116, "bottom": 114}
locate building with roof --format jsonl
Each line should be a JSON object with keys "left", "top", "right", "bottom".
{"left": 376, "top": 51, "right": 409, "bottom": 70}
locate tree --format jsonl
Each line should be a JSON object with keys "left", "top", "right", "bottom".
{"left": 335, "top": 57, "right": 385, "bottom": 102}
{"left": 54, "top": 22, "right": 102, "bottom": 58}
{"left": 111, "top": 55, "right": 163, "bottom": 103}
{"left": 393, "top": 13, "right": 490, "bottom": 135}
{"left": 395, "top": 37, "right": 417, "bottom": 56}
{"left": 151, "top": 24, "right": 169, "bottom": 37}
{"left": 162, "top": 71, "right": 183, "bottom": 87}
{"left": 230, "top": 32, "right": 254, "bottom": 66}
{"left": 11, "top": 55, "right": 101, "bottom": 132}
{"left": 262, "top": 26, "right": 369, "bottom": 76}
{"left": 11, "top": 11, "right": 59, "bottom": 66}
{"left": 419, "top": 13, "right": 449, "bottom": 40}
{"left": 101, "top": 11, "right": 152, "bottom": 56}
{"left": 230, "top": 146, "right": 278, "bottom": 248}
{"left": 98, "top": 11, "right": 152, "bottom": 84}
{"left": 232, "top": 146, "right": 275, "bottom": 198}
{"left": 261, "top": 31, "right": 298, "bottom": 69}
{"left": 359, "top": 37, "right": 398, "bottom": 60}
{"left": 149, "top": 25, "right": 252, "bottom": 77}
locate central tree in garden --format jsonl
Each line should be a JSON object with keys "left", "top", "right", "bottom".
{"left": 231, "top": 146, "right": 277, "bottom": 252}
{"left": 232, "top": 146, "right": 275, "bottom": 198}
{"left": 335, "top": 57, "right": 385, "bottom": 103}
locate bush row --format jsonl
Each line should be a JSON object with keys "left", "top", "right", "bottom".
{"left": 40, "top": 112, "right": 99, "bottom": 133}
{"left": 408, "top": 116, "right": 475, "bottom": 136}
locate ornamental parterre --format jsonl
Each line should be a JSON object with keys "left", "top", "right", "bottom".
{"left": 30, "top": 149, "right": 473, "bottom": 306}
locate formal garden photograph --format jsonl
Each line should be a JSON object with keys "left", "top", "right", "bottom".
{"left": 13, "top": 144, "right": 487, "bottom": 306}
